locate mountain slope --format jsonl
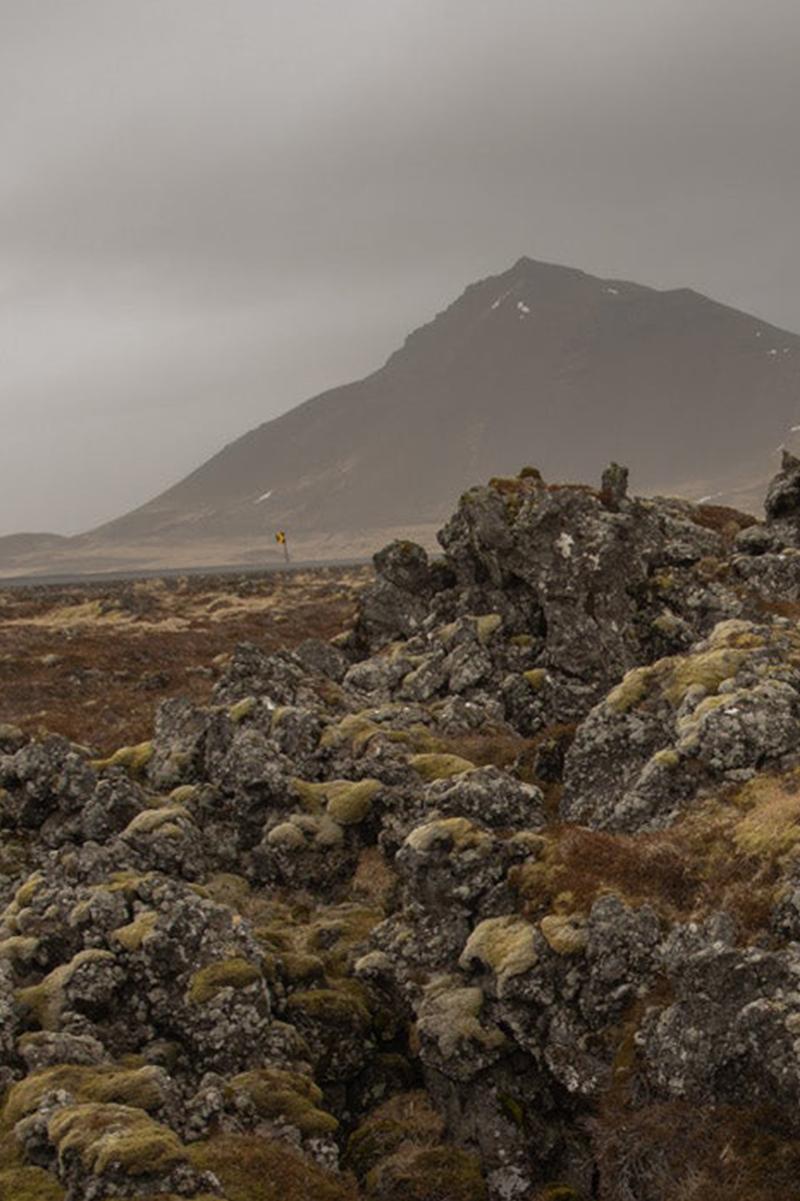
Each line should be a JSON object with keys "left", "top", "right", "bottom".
{"left": 7, "top": 256, "right": 800, "bottom": 574}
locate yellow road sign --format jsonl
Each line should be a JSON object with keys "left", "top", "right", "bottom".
{"left": 275, "top": 531, "right": 286, "bottom": 544}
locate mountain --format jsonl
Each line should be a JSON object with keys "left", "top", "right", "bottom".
{"left": 5, "top": 256, "right": 800, "bottom": 575}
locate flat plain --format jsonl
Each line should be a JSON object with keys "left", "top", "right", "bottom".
{"left": 0, "top": 566, "right": 370, "bottom": 754}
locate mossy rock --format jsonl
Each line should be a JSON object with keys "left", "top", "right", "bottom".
{"left": 47, "top": 1102, "right": 186, "bottom": 1176}
{"left": 229, "top": 696, "right": 258, "bottom": 722}
{"left": 405, "top": 817, "right": 491, "bottom": 855}
{"left": 226, "top": 1067, "right": 338, "bottom": 1136}
{"left": 409, "top": 753, "right": 475, "bottom": 782}
{"left": 540, "top": 914, "right": 588, "bottom": 955}
{"left": 188, "top": 1133, "right": 358, "bottom": 1201}
{"left": 346, "top": 1091, "right": 445, "bottom": 1179}
{"left": 169, "top": 783, "right": 200, "bottom": 804}
{"left": 459, "top": 916, "right": 537, "bottom": 991}
{"left": 122, "top": 805, "right": 190, "bottom": 838}
{"left": 0, "top": 1164, "right": 64, "bottom": 1200}
{"left": 186, "top": 957, "right": 261, "bottom": 1005}
{"left": 365, "top": 1145, "right": 487, "bottom": 1200}
{"left": 475, "top": 614, "right": 503, "bottom": 644}
{"left": 0, "top": 934, "right": 39, "bottom": 966}
{"left": 286, "top": 986, "right": 371, "bottom": 1031}
{"left": 607, "top": 644, "right": 748, "bottom": 714}
{"left": 4, "top": 1064, "right": 167, "bottom": 1125}
{"left": 279, "top": 951, "right": 326, "bottom": 984}
{"left": 111, "top": 910, "right": 158, "bottom": 952}
{"left": 16, "top": 949, "right": 116, "bottom": 1030}
{"left": 92, "top": 741, "right": 153, "bottom": 776}
{"left": 292, "top": 778, "right": 381, "bottom": 825}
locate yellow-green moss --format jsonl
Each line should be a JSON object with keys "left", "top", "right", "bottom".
{"left": 292, "top": 778, "right": 380, "bottom": 825}
{"left": 524, "top": 668, "right": 548, "bottom": 691}
{"left": 286, "top": 986, "right": 370, "bottom": 1029}
{"left": 4, "top": 1064, "right": 166, "bottom": 1125}
{"left": 409, "top": 753, "right": 475, "bottom": 782}
{"left": 279, "top": 951, "right": 326, "bottom": 984}
{"left": 606, "top": 665, "right": 657, "bottom": 713}
{"left": 228, "top": 696, "right": 257, "bottom": 722}
{"left": 267, "top": 812, "right": 345, "bottom": 850}
{"left": 99, "top": 870, "right": 153, "bottom": 897}
{"left": 365, "top": 1144, "right": 487, "bottom": 1201}
{"left": 475, "top": 614, "right": 503, "bottom": 644}
{"left": 16, "top": 949, "right": 116, "bottom": 1030}
{"left": 733, "top": 775, "right": 800, "bottom": 858}
{"left": 0, "top": 1164, "right": 64, "bottom": 1200}
{"left": 418, "top": 975, "right": 506, "bottom": 1059}
{"left": 320, "top": 712, "right": 412, "bottom": 754}
{"left": 92, "top": 741, "right": 153, "bottom": 775}
{"left": 650, "top": 748, "right": 680, "bottom": 769}
{"left": 510, "top": 633, "right": 534, "bottom": 648}
{"left": 47, "top": 1102, "right": 185, "bottom": 1176}
{"left": 111, "top": 911, "right": 158, "bottom": 952}
{"left": 169, "top": 784, "right": 199, "bottom": 804}
{"left": 266, "top": 821, "right": 308, "bottom": 849}
{"left": 0, "top": 935, "right": 39, "bottom": 965}
{"left": 2, "top": 871, "right": 45, "bottom": 928}
{"left": 539, "top": 913, "right": 588, "bottom": 955}
{"left": 663, "top": 648, "right": 747, "bottom": 706}
{"left": 226, "top": 1068, "right": 338, "bottom": 1136}
{"left": 122, "top": 805, "right": 190, "bottom": 837}
{"left": 458, "top": 916, "right": 537, "bottom": 992}
{"left": 346, "top": 1091, "right": 444, "bottom": 1179}
{"left": 186, "top": 957, "right": 261, "bottom": 1005}
{"left": 76, "top": 1067, "right": 163, "bottom": 1115}
{"left": 405, "top": 817, "right": 491, "bottom": 855}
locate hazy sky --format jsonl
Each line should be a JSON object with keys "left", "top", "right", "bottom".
{"left": 3, "top": 0, "right": 800, "bottom": 534}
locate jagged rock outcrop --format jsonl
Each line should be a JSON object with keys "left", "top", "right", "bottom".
{"left": 5, "top": 463, "right": 800, "bottom": 1200}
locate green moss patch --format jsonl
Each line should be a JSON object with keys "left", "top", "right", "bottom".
{"left": 47, "top": 1102, "right": 185, "bottom": 1176}
{"left": 186, "top": 957, "right": 261, "bottom": 1005}
{"left": 92, "top": 741, "right": 153, "bottom": 776}
{"left": 16, "top": 949, "right": 116, "bottom": 1031}
{"left": 409, "top": 753, "right": 475, "bottom": 781}
{"left": 226, "top": 1068, "right": 338, "bottom": 1136}
{"left": 4, "top": 1064, "right": 167, "bottom": 1125}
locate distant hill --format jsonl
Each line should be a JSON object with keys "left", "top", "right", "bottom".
{"left": 4, "top": 256, "right": 800, "bottom": 576}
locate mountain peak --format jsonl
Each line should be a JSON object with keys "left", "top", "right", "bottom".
{"left": 4, "top": 258, "right": 800, "bottom": 576}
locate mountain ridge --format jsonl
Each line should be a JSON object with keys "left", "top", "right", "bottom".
{"left": 5, "top": 256, "right": 800, "bottom": 575}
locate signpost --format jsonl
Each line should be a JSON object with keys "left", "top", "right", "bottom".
{"left": 275, "top": 530, "right": 290, "bottom": 564}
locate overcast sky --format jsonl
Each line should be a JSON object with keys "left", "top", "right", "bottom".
{"left": 2, "top": 0, "right": 800, "bottom": 534}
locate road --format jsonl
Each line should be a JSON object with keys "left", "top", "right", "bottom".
{"left": 0, "top": 558, "right": 372, "bottom": 590}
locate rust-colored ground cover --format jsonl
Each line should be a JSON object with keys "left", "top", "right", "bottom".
{"left": 0, "top": 567, "right": 370, "bottom": 755}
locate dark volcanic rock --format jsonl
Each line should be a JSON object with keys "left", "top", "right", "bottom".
{"left": 7, "top": 460, "right": 800, "bottom": 1200}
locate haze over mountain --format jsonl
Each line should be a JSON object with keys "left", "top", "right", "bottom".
{"left": 4, "top": 255, "right": 800, "bottom": 576}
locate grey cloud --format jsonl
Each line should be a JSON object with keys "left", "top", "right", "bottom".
{"left": 2, "top": 0, "right": 800, "bottom": 533}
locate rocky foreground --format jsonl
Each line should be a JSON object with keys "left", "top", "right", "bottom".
{"left": 5, "top": 458, "right": 800, "bottom": 1199}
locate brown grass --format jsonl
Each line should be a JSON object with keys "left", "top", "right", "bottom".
{"left": 511, "top": 777, "right": 795, "bottom": 939}
{"left": 690, "top": 503, "right": 756, "bottom": 542}
{"left": 0, "top": 567, "right": 369, "bottom": 754}
{"left": 188, "top": 1133, "right": 358, "bottom": 1201}
{"left": 591, "top": 1101, "right": 800, "bottom": 1201}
